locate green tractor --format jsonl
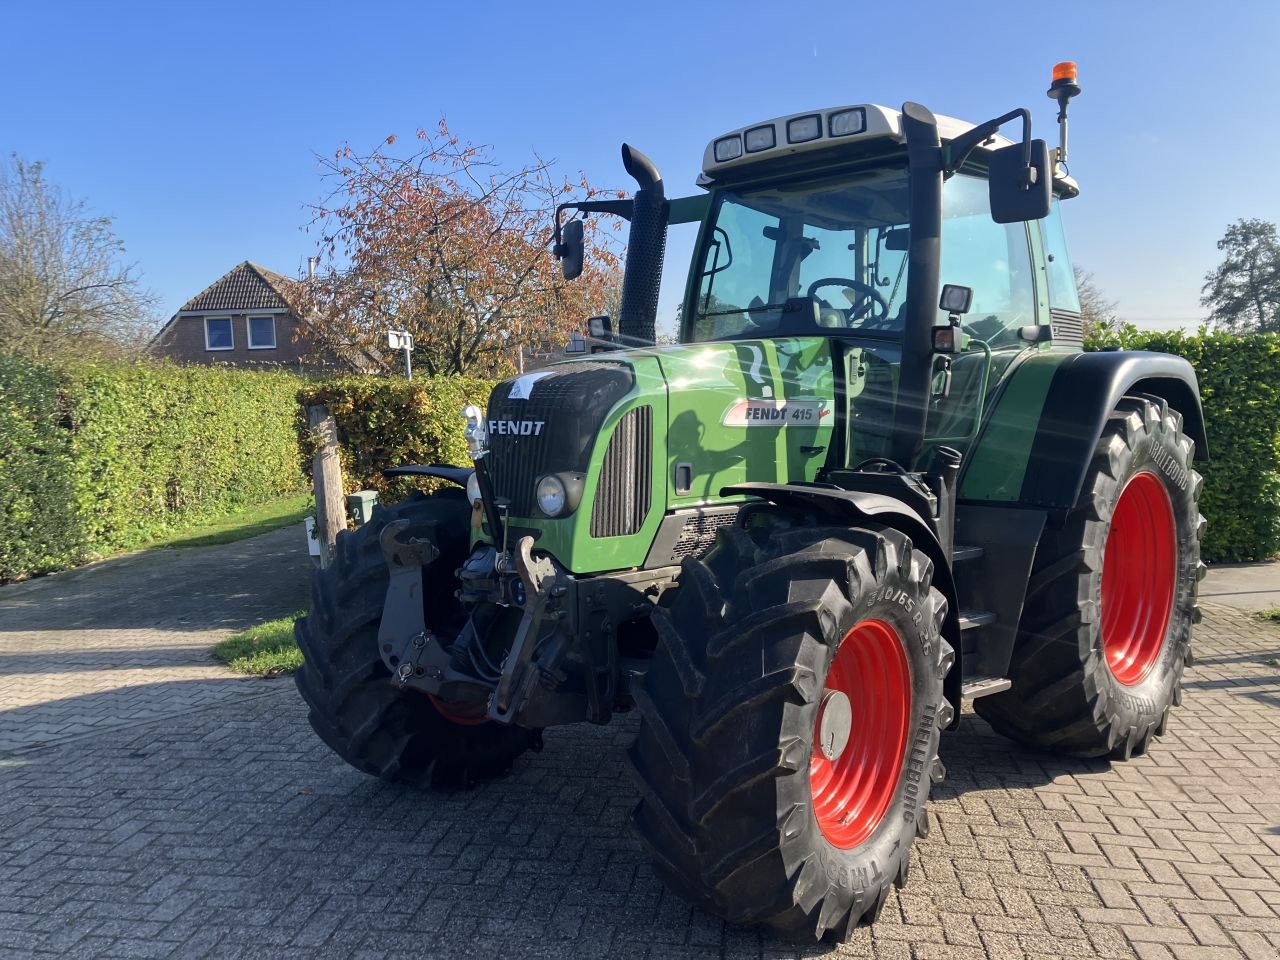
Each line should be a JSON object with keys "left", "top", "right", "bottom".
{"left": 295, "top": 63, "right": 1205, "bottom": 940}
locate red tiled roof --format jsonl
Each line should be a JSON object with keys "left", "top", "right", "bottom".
{"left": 178, "top": 261, "right": 297, "bottom": 313}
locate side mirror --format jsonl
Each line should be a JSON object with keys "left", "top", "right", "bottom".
{"left": 586, "top": 315, "right": 619, "bottom": 352}
{"left": 988, "top": 139, "right": 1052, "bottom": 224}
{"left": 556, "top": 218, "right": 585, "bottom": 280}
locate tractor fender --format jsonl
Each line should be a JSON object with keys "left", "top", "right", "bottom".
{"left": 721, "top": 482, "right": 964, "bottom": 719}
{"left": 960, "top": 349, "right": 1207, "bottom": 512}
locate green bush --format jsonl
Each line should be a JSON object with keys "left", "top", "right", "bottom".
{"left": 297, "top": 376, "right": 492, "bottom": 501}
{"left": 1087, "top": 324, "right": 1280, "bottom": 562}
{"left": 0, "top": 355, "right": 308, "bottom": 580}
{"left": 0, "top": 355, "right": 82, "bottom": 580}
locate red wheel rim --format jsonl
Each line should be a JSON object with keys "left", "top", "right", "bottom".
{"left": 428, "top": 693, "right": 489, "bottom": 726}
{"left": 1101, "top": 470, "right": 1176, "bottom": 686}
{"left": 809, "top": 619, "right": 911, "bottom": 849}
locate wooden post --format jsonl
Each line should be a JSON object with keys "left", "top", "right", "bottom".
{"left": 308, "top": 404, "right": 347, "bottom": 568}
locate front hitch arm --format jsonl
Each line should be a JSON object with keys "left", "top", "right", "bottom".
{"left": 488, "top": 537, "right": 560, "bottom": 723}
{"left": 376, "top": 520, "right": 454, "bottom": 684}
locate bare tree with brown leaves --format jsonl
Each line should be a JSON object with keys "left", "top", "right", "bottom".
{"left": 295, "top": 121, "right": 622, "bottom": 378}
{"left": 0, "top": 155, "right": 156, "bottom": 360}
{"left": 1074, "top": 265, "right": 1118, "bottom": 338}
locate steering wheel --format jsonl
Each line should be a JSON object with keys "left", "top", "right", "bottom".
{"left": 806, "top": 277, "right": 889, "bottom": 325}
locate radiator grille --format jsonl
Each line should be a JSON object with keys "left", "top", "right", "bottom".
{"left": 1051, "top": 310, "right": 1085, "bottom": 347}
{"left": 670, "top": 511, "right": 738, "bottom": 560}
{"left": 590, "top": 406, "right": 653, "bottom": 538}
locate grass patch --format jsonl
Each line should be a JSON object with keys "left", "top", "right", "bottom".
{"left": 147, "top": 492, "right": 313, "bottom": 549}
{"left": 1258, "top": 608, "right": 1280, "bottom": 623}
{"left": 213, "top": 612, "right": 305, "bottom": 677}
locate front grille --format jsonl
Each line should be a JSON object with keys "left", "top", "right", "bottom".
{"left": 1051, "top": 309, "right": 1084, "bottom": 346}
{"left": 485, "top": 363, "right": 633, "bottom": 516}
{"left": 590, "top": 406, "right": 653, "bottom": 538}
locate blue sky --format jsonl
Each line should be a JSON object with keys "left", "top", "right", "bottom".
{"left": 3, "top": 0, "right": 1277, "bottom": 336}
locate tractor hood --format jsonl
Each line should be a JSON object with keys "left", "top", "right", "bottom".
{"left": 481, "top": 339, "right": 837, "bottom": 575}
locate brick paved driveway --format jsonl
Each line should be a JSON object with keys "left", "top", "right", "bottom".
{"left": 1, "top": 535, "right": 1278, "bottom": 958}
{"left": 0, "top": 526, "right": 309, "bottom": 755}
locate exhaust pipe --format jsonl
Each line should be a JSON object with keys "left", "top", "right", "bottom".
{"left": 616, "top": 144, "right": 668, "bottom": 346}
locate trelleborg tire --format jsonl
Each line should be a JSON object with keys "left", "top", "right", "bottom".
{"left": 975, "top": 395, "right": 1204, "bottom": 758}
{"left": 294, "top": 489, "right": 540, "bottom": 787}
{"left": 628, "top": 517, "right": 952, "bottom": 940}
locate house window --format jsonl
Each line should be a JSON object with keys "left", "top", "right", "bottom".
{"left": 205, "top": 317, "right": 233, "bottom": 350}
{"left": 248, "top": 316, "right": 277, "bottom": 350}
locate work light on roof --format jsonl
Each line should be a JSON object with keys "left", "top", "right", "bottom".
{"left": 828, "top": 108, "right": 866, "bottom": 137}
{"left": 786, "top": 115, "right": 822, "bottom": 144}
{"left": 744, "top": 125, "right": 776, "bottom": 153}
{"left": 713, "top": 135, "right": 743, "bottom": 162}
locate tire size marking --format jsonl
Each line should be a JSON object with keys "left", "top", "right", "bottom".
{"left": 867, "top": 587, "right": 920, "bottom": 625}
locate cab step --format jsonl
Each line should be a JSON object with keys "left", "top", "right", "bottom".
{"left": 952, "top": 544, "right": 984, "bottom": 563}
{"left": 958, "top": 609, "right": 996, "bottom": 630}
{"left": 962, "top": 676, "right": 1013, "bottom": 699}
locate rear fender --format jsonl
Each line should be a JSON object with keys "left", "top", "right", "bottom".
{"left": 960, "top": 350, "right": 1206, "bottom": 511}
{"left": 721, "top": 482, "right": 963, "bottom": 723}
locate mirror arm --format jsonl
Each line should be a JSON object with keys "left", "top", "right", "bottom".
{"left": 553, "top": 198, "right": 635, "bottom": 254}
{"left": 944, "top": 107, "right": 1032, "bottom": 179}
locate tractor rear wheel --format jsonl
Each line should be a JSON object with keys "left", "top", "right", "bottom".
{"left": 628, "top": 517, "right": 952, "bottom": 941}
{"left": 975, "top": 395, "right": 1203, "bottom": 758}
{"left": 294, "top": 489, "right": 541, "bottom": 787}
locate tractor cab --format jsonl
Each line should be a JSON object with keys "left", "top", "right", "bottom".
{"left": 680, "top": 120, "right": 1080, "bottom": 467}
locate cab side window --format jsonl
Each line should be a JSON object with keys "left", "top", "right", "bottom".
{"left": 1040, "top": 200, "right": 1082, "bottom": 314}
{"left": 693, "top": 200, "right": 779, "bottom": 340}
{"left": 938, "top": 174, "right": 1036, "bottom": 347}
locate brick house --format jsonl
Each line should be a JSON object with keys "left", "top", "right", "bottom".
{"left": 150, "top": 261, "right": 323, "bottom": 370}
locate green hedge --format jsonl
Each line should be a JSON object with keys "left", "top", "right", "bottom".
{"left": 1087, "top": 325, "right": 1280, "bottom": 562}
{"left": 0, "top": 356, "right": 308, "bottom": 581}
{"left": 297, "top": 375, "right": 493, "bottom": 501}
{"left": 0, "top": 355, "right": 81, "bottom": 579}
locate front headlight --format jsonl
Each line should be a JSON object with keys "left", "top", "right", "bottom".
{"left": 536, "top": 475, "right": 567, "bottom": 517}
{"left": 466, "top": 471, "right": 481, "bottom": 506}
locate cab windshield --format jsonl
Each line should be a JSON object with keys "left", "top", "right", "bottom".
{"left": 685, "top": 168, "right": 1036, "bottom": 348}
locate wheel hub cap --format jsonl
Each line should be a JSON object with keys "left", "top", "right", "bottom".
{"left": 816, "top": 689, "right": 853, "bottom": 761}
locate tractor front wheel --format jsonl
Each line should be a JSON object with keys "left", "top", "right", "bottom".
{"left": 294, "top": 490, "right": 541, "bottom": 788}
{"left": 628, "top": 518, "right": 952, "bottom": 941}
{"left": 975, "top": 395, "right": 1203, "bottom": 758}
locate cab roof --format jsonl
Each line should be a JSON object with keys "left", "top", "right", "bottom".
{"left": 698, "top": 104, "right": 1014, "bottom": 184}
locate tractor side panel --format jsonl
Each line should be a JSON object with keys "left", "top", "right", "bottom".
{"left": 959, "top": 349, "right": 1205, "bottom": 509}
{"left": 656, "top": 338, "right": 837, "bottom": 509}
